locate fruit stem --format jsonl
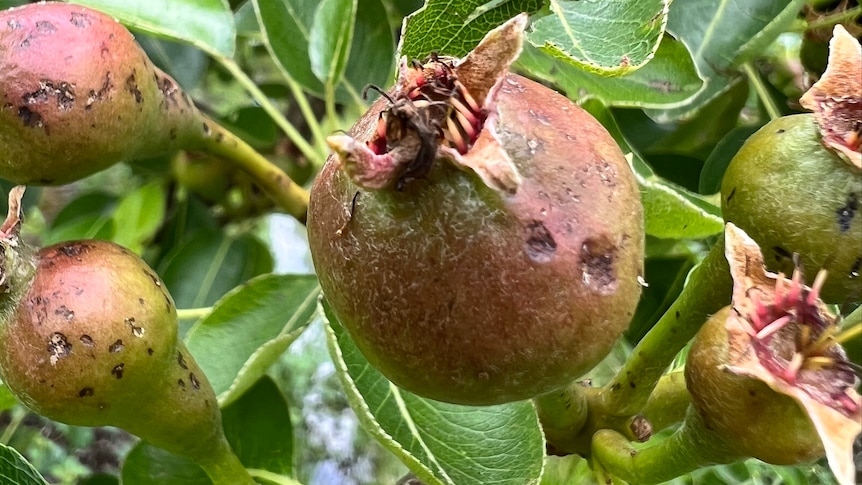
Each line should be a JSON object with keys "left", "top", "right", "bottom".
{"left": 795, "top": 6, "right": 862, "bottom": 32}
{"left": 198, "top": 116, "right": 310, "bottom": 224}
{"left": 216, "top": 56, "right": 325, "bottom": 166}
{"left": 198, "top": 435, "right": 257, "bottom": 485}
{"left": 534, "top": 383, "right": 590, "bottom": 453}
{"left": 597, "top": 237, "right": 731, "bottom": 416}
{"left": 592, "top": 405, "right": 742, "bottom": 484}
{"left": 641, "top": 371, "right": 690, "bottom": 432}
{"left": 742, "top": 62, "right": 782, "bottom": 122}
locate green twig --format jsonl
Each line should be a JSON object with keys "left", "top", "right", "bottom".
{"left": 742, "top": 62, "right": 782, "bottom": 122}
{"left": 596, "top": 238, "right": 732, "bottom": 417}
{"left": 641, "top": 371, "right": 690, "bottom": 432}
{"left": 176, "top": 307, "right": 213, "bottom": 321}
{"left": 796, "top": 6, "right": 862, "bottom": 32}
{"left": 198, "top": 115, "right": 309, "bottom": 223}
{"left": 592, "top": 406, "right": 741, "bottom": 484}
{"left": 0, "top": 407, "right": 26, "bottom": 445}
{"left": 199, "top": 436, "right": 257, "bottom": 485}
{"left": 216, "top": 57, "right": 321, "bottom": 166}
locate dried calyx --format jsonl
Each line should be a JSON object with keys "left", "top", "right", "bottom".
{"left": 799, "top": 25, "right": 861, "bottom": 168}
{"left": 326, "top": 14, "right": 526, "bottom": 194}
{"left": 720, "top": 223, "right": 861, "bottom": 484}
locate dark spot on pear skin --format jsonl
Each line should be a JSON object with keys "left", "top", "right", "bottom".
{"left": 126, "top": 317, "right": 144, "bottom": 337}
{"left": 190, "top": 373, "right": 200, "bottom": 390}
{"left": 525, "top": 220, "right": 556, "bottom": 263}
{"left": 80, "top": 335, "right": 94, "bottom": 346}
{"left": 177, "top": 351, "right": 188, "bottom": 370}
{"left": 108, "top": 340, "right": 124, "bottom": 353}
{"left": 580, "top": 237, "right": 618, "bottom": 294}
{"left": 35, "top": 21, "right": 56, "bottom": 33}
{"left": 147, "top": 348, "right": 154, "bottom": 355}
{"left": 69, "top": 12, "right": 92, "bottom": 28}
{"left": 124, "top": 74, "right": 142, "bottom": 103}
{"left": 17, "top": 106, "right": 43, "bottom": 128}
{"left": 57, "top": 244, "right": 85, "bottom": 257}
{"left": 850, "top": 258, "right": 861, "bottom": 279}
{"left": 178, "top": 379, "right": 185, "bottom": 387}
{"left": 55, "top": 305, "right": 74, "bottom": 320}
{"left": 725, "top": 187, "right": 736, "bottom": 204}
{"left": 48, "top": 332, "right": 72, "bottom": 360}
{"left": 111, "top": 364, "right": 124, "bottom": 379}
{"left": 202, "top": 123, "right": 211, "bottom": 136}
{"left": 836, "top": 192, "right": 859, "bottom": 232}
{"left": 79, "top": 387, "right": 94, "bottom": 397}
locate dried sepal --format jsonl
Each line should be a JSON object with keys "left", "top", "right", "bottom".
{"left": 0, "top": 186, "right": 26, "bottom": 244}
{"left": 799, "top": 25, "right": 862, "bottom": 169}
{"left": 329, "top": 14, "right": 527, "bottom": 194}
{"left": 722, "top": 223, "right": 861, "bottom": 485}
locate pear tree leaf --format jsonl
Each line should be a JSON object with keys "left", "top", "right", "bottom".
{"left": 0, "top": 444, "right": 47, "bottom": 485}
{"left": 515, "top": 34, "right": 702, "bottom": 108}
{"left": 69, "top": 0, "right": 236, "bottom": 58}
{"left": 399, "top": 0, "right": 543, "bottom": 60}
{"left": 648, "top": 0, "right": 806, "bottom": 121}
{"left": 111, "top": 182, "right": 166, "bottom": 254}
{"left": 528, "top": 0, "right": 670, "bottom": 75}
{"left": 322, "top": 298, "right": 545, "bottom": 485}
{"left": 254, "top": 0, "right": 394, "bottom": 103}
{"left": 185, "top": 274, "right": 319, "bottom": 406}
{"left": 309, "top": 0, "right": 357, "bottom": 87}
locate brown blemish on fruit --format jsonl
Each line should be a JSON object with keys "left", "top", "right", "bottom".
{"left": 147, "top": 348, "right": 154, "bottom": 355}
{"left": 124, "top": 73, "right": 142, "bottom": 103}
{"left": 525, "top": 220, "right": 556, "bottom": 263}
{"left": 725, "top": 187, "right": 736, "bottom": 204}
{"left": 54, "top": 305, "right": 74, "bottom": 320}
{"left": 35, "top": 20, "right": 57, "bottom": 34}
{"left": 108, "top": 340, "right": 124, "bottom": 353}
{"left": 580, "top": 237, "right": 618, "bottom": 294}
{"left": 21, "top": 80, "right": 76, "bottom": 111}
{"left": 850, "top": 258, "right": 861, "bottom": 278}
{"left": 69, "top": 12, "right": 92, "bottom": 28}
{"left": 57, "top": 243, "right": 86, "bottom": 257}
{"left": 85, "top": 72, "right": 113, "bottom": 110}
{"left": 772, "top": 245, "right": 792, "bottom": 262}
{"left": 111, "top": 363, "right": 124, "bottom": 379}
{"left": 190, "top": 373, "right": 200, "bottom": 390}
{"left": 202, "top": 122, "right": 211, "bottom": 136}
{"left": 78, "top": 387, "right": 94, "bottom": 397}
{"left": 48, "top": 332, "right": 72, "bottom": 364}
{"left": 836, "top": 192, "right": 859, "bottom": 232}
{"left": 178, "top": 379, "right": 185, "bottom": 387}
{"left": 177, "top": 351, "right": 188, "bottom": 369}
{"left": 79, "top": 335, "right": 94, "bottom": 346}
{"left": 125, "top": 317, "right": 144, "bottom": 337}
{"left": 17, "top": 106, "right": 43, "bottom": 128}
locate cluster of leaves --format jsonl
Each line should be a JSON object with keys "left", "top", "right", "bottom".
{"left": 0, "top": 0, "right": 856, "bottom": 484}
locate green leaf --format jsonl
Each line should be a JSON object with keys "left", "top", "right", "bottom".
{"left": 121, "top": 442, "right": 210, "bottom": 485}
{"left": 254, "top": 0, "right": 394, "bottom": 103}
{"left": 399, "top": 0, "right": 543, "bottom": 60}
{"left": 528, "top": 0, "right": 669, "bottom": 75}
{"left": 68, "top": 0, "right": 236, "bottom": 58}
{"left": 158, "top": 230, "right": 274, "bottom": 310}
{"left": 137, "top": 34, "right": 209, "bottom": 91}
{"left": 221, "top": 376, "right": 293, "bottom": 475}
{"left": 540, "top": 455, "right": 595, "bottom": 485}
{"left": 648, "top": 0, "right": 805, "bottom": 121}
{"left": 111, "top": 182, "right": 166, "bottom": 254}
{"left": 515, "top": 35, "right": 702, "bottom": 108}
{"left": 0, "top": 384, "right": 18, "bottom": 412}
{"left": 631, "top": 155, "right": 723, "bottom": 239}
{"left": 322, "top": 299, "right": 545, "bottom": 485}
{"left": 185, "top": 274, "right": 319, "bottom": 406}
{"left": 0, "top": 444, "right": 48, "bottom": 485}
{"left": 309, "top": 0, "right": 356, "bottom": 86}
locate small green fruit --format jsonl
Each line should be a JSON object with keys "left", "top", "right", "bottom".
{"left": 721, "top": 114, "right": 862, "bottom": 303}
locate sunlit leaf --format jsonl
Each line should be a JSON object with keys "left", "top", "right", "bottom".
{"left": 68, "top": 0, "right": 236, "bottom": 58}
{"left": 0, "top": 444, "right": 47, "bottom": 485}
{"left": 185, "top": 274, "right": 319, "bottom": 406}
{"left": 323, "top": 299, "right": 545, "bottom": 485}
{"left": 399, "top": 0, "right": 543, "bottom": 59}
{"left": 516, "top": 35, "right": 702, "bottom": 108}
{"left": 528, "top": 0, "right": 669, "bottom": 75}
{"left": 309, "top": 0, "right": 356, "bottom": 86}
